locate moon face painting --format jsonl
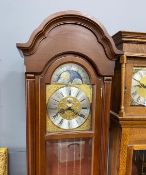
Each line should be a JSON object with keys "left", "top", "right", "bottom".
{"left": 51, "top": 63, "right": 90, "bottom": 84}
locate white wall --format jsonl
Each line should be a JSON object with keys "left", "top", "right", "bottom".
{"left": 0, "top": 0, "right": 146, "bottom": 174}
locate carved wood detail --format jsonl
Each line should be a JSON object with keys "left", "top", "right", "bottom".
{"left": 17, "top": 11, "right": 122, "bottom": 59}
{"left": 17, "top": 11, "right": 122, "bottom": 76}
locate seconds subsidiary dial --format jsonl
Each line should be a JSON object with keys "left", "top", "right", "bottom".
{"left": 47, "top": 86, "right": 90, "bottom": 129}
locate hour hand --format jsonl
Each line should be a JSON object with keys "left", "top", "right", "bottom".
{"left": 69, "top": 108, "right": 86, "bottom": 119}
{"left": 58, "top": 108, "right": 65, "bottom": 114}
{"left": 133, "top": 78, "right": 146, "bottom": 88}
{"left": 67, "top": 107, "right": 79, "bottom": 115}
{"left": 59, "top": 107, "right": 76, "bottom": 114}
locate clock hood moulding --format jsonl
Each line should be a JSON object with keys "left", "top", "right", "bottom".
{"left": 113, "top": 31, "right": 146, "bottom": 58}
{"left": 16, "top": 10, "right": 122, "bottom": 75}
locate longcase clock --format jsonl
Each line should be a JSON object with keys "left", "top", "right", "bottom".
{"left": 109, "top": 31, "right": 146, "bottom": 175}
{"left": 17, "top": 11, "right": 121, "bottom": 175}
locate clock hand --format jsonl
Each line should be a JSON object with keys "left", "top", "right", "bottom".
{"left": 58, "top": 107, "right": 75, "bottom": 114}
{"left": 65, "top": 107, "right": 86, "bottom": 119}
{"left": 133, "top": 78, "right": 146, "bottom": 88}
{"left": 70, "top": 108, "right": 86, "bottom": 119}
{"left": 58, "top": 108, "right": 65, "bottom": 114}
{"left": 66, "top": 107, "right": 79, "bottom": 115}
{"left": 70, "top": 108, "right": 79, "bottom": 115}
{"left": 51, "top": 108, "right": 65, "bottom": 119}
{"left": 67, "top": 107, "right": 86, "bottom": 118}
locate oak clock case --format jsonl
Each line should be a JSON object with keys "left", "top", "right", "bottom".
{"left": 109, "top": 31, "right": 146, "bottom": 175}
{"left": 109, "top": 59, "right": 146, "bottom": 175}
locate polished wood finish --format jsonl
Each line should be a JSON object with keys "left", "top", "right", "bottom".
{"left": 17, "top": 11, "right": 121, "bottom": 75}
{"left": 109, "top": 31, "right": 146, "bottom": 175}
{"left": 17, "top": 11, "right": 121, "bottom": 175}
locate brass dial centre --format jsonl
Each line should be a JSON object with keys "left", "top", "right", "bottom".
{"left": 58, "top": 97, "right": 81, "bottom": 120}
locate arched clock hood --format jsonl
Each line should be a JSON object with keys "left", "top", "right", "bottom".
{"left": 16, "top": 10, "right": 122, "bottom": 76}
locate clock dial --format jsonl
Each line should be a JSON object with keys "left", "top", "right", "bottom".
{"left": 131, "top": 68, "right": 146, "bottom": 106}
{"left": 47, "top": 86, "right": 90, "bottom": 129}
{"left": 51, "top": 63, "right": 90, "bottom": 84}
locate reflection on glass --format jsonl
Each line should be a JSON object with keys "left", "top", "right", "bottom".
{"left": 132, "top": 150, "right": 146, "bottom": 175}
{"left": 46, "top": 138, "right": 92, "bottom": 175}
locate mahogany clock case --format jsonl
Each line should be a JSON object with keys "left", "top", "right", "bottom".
{"left": 17, "top": 11, "right": 122, "bottom": 175}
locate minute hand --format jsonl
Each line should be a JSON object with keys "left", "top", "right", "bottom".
{"left": 67, "top": 107, "right": 79, "bottom": 115}
{"left": 133, "top": 78, "right": 146, "bottom": 88}
{"left": 69, "top": 108, "right": 86, "bottom": 118}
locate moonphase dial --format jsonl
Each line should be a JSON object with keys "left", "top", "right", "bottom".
{"left": 51, "top": 63, "right": 90, "bottom": 84}
{"left": 47, "top": 86, "right": 90, "bottom": 129}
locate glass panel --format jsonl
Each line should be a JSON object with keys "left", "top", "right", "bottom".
{"left": 46, "top": 138, "right": 92, "bottom": 175}
{"left": 132, "top": 150, "right": 146, "bottom": 175}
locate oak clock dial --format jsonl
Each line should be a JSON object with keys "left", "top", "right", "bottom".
{"left": 131, "top": 67, "right": 146, "bottom": 106}
{"left": 47, "top": 86, "right": 90, "bottom": 129}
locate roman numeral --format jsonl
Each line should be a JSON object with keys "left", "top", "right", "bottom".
{"left": 75, "top": 119, "right": 80, "bottom": 125}
{"left": 80, "top": 99, "right": 85, "bottom": 102}
{"left": 60, "top": 92, "right": 64, "bottom": 97}
{"left": 52, "top": 114, "right": 58, "bottom": 119}
{"left": 68, "top": 121, "right": 71, "bottom": 129}
{"left": 76, "top": 90, "right": 80, "bottom": 97}
{"left": 132, "top": 91, "right": 137, "bottom": 96}
{"left": 58, "top": 119, "right": 64, "bottom": 126}
{"left": 52, "top": 98, "right": 59, "bottom": 102}
{"left": 69, "top": 88, "right": 71, "bottom": 96}
{"left": 79, "top": 114, "right": 86, "bottom": 119}
{"left": 82, "top": 107, "right": 87, "bottom": 109}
